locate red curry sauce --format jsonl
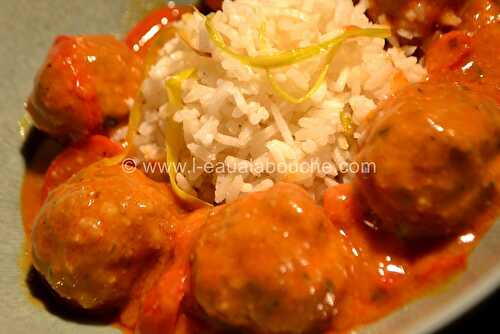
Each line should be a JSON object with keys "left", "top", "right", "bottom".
{"left": 19, "top": 2, "right": 500, "bottom": 334}
{"left": 323, "top": 185, "right": 499, "bottom": 332}
{"left": 20, "top": 150, "right": 500, "bottom": 333}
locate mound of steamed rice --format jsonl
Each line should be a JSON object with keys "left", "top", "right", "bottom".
{"left": 132, "top": 0, "right": 427, "bottom": 203}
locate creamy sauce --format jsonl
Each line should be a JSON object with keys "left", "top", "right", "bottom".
{"left": 21, "top": 169, "right": 44, "bottom": 243}
{"left": 21, "top": 133, "right": 63, "bottom": 242}
{"left": 18, "top": 3, "right": 500, "bottom": 333}
{"left": 20, "top": 137, "right": 499, "bottom": 333}
{"left": 21, "top": 134, "right": 126, "bottom": 325}
{"left": 325, "top": 187, "right": 498, "bottom": 332}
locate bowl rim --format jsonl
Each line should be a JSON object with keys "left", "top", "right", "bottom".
{"left": 410, "top": 262, "right": 500, "bottom": 334}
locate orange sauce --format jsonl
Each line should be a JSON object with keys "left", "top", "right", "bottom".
{"left": 20, "top": 143, "right": 499, "bottom": 333}
{"left": 426, "top": 23, "right": 500, "bottom": 104}
{"left": 21, "top": 135, "right": 63, "bottom": 242}
{"left": 18, "top": 4, "right": 500, "bottom": 333}
{"left": 368, "top": 0, "right": 463, "bottom": 40}
{"left": 323, "top": 185, "right": 498, "bottom": 332}
{"left": 21, "top": 169, "right": 44, "bottom": 242}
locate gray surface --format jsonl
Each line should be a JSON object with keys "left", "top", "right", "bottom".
{"left": 0, "top": 1, "right": 126, "bottom": 333}
{"left": 0, "top": 1, "right": 499, "bottom": 333}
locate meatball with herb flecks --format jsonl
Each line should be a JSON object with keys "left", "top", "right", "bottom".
{"left": 27, "top": 35, "right": 143, "bottom": 139}
{"left": 355, "top": 82, "right": 500, "bottom": 239}
{"left": 190, "top": 183, "right": 349, "bottom": 334}
{"left": 32, "top": 164, "right": 185, "bottom": 309}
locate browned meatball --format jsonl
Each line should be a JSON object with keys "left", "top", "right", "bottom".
{"left": 204, "top": 0, "right": 223, "bottom": 11}
{"left": 426, "top": 23, "right": 500, "bottom": 104}
{"left": 459, "top": 0, "right": 500, "bottom": 32}
{"left": 31, "top": 164, "right": 185, "bottom": 309}
{"left": 27, "top": 35, "right": 143, "bottom": 139}
{"left": 191, "top": 183, "right": 349, "bottom": 334}
{"left": 355, "top": 82, "right": 500, "bottom": 239}
{"left": 369, "top": 0, "right": 463, "bottom": 41}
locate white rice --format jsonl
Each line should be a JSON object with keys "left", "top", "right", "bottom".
{"left": 132, "top": 0, "right": 427, "bottom": 203}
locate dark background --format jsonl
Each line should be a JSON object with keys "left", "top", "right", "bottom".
{"left": 439, "top": 288, "right": 499, "bottom": 333}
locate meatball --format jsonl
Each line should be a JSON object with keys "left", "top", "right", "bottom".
{"left": 31, "top": 164, "right": 185, "bottom": 309}
{"left": 368, "top": 0, "right": 462, "bottom": 41}
{"left": 461, "top": 23, "right": 500, "bottom": 103}
{"left": 27, "top": 35, "right": 143, "bottom": 139}
{"left": 355, "top": 82, "right": 500, "bottom": 239}
{"left": 427, "top": 23, "right": 500, "bottom": 103}
{"left": 191, "top": 183, "right": 349, "bottom": 334}
{"left": 459, "top": 0, "right": 500, "bottom": 32}
{"left": 203, "top": 0, "right": 223, "bottom": 11}
{"left": 41, "top": 135, "right": 123, "bottom": 200}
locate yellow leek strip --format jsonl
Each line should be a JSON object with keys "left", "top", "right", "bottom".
{"left": 18, "top": 113, "right": 32, "bottom": 138}
{"left": 257, "top": 21, "right": 339, "bottom": 104}
{"left": 340, "top": 109, "right": 354, "bottom": 138}
{"left": 266, "top": 45, "right": 339, "bottom": 104}
{"left": 110, "top": 27, "right": 178, "bottom": 188}
{"left": 166, "top": 68, "right": 195, "bottom": 109}
{"left": 205, "top": 14, "right": 391, "bottom": 69}
{"left": 123, "top": 27, "right": 210, "bottom": 207}
{"left": 257, "top": 22, "right": 269, "bottom": 51}
{"left": 165, "top": 69, "right": 213, "bottom": 209}
{"left": 126, "top": 97, "right": 144, "bottom": 150}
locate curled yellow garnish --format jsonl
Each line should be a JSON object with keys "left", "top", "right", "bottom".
{"left": 257, "top": 22, "right": 338, "bottom": 104}
{"left": 165, "top": 69, "right": 213, "bottom": 209}
{"left": 340, "top": 109, "right": 354, "bottom": 138}
{"left": 266, "top": 45, "right": 339, "bottom": 104}
{"left": 124, "top": 26, "right": 210, "bottom": 207}
{"left": 18, "top": 113, "right": 32, "bottom": 138}
{"left": 205, "top": 14, "right": 391, "bottom": 69}
{"left": 205, "top": 14, "right": 390, "bottom": 104}
{"left": 126, "top": 97, "right": 144, "bottom": 150}
{"left": 166, "top": 68, "right": 196, "bottom": 109}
